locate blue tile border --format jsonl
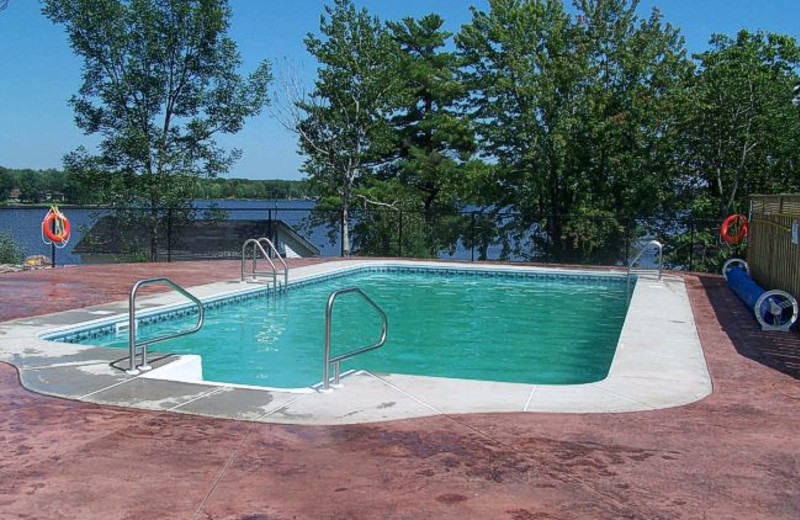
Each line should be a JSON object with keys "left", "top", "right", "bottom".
{"left": 44, "top": 264, "right": 633, "bottom": 344}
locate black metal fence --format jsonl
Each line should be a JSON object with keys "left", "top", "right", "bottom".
{"left": 0, "top": 203, "right": 736, "bottom": 272}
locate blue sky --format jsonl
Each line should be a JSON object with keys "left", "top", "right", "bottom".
{"left": 1, "top": 0, "right": 798, "bottom": 181}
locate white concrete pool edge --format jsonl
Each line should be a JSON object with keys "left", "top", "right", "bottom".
{"left": 0, "top": 260, "right": 712, "bottom": 424}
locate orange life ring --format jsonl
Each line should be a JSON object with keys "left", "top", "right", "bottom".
{"left": 42, "top": 208, "right": 71, "bottom": 244}
{"left": 721, "top": 214, "right": 748, "bottom": 245}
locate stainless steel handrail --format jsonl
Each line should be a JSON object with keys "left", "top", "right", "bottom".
{"left": 627, "top": 239, "right": 664, "bottom": 297}
{"left": 322, "top": 287, "right": 388, "bottom": 391}
{"left": 257, "top": 237, "right": 288, "bottom": 293}
{"left": 241, "top": 238, "right": 278, "bottom": 290}
{"left": 126, "top": 277, "right": 205, "bottom": 376}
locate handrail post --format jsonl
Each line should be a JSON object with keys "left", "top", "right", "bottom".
{"left": 627, "top": 239, "right": 664, "bottom": 302}
{"left": 322, "top": 287, "right": 388, "bottom": 392}
{"left": 127, "top": 283, "right": 140, "bottom": 375}
{"left": 242, "top": 237, "right": 289, "bottom": 294}
{"left": 323, "top": 291, "right": 334, "bottom": 391}
{"left": 125, "top": 277, "right": 205, "bottom": 376}
{"left": 657, "top": 241, "right": 663, "bottom": 281}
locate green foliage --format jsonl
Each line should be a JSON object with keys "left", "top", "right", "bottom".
{"left": 0, "top": 166, "right": 313, "bottom": 204}
{"left": 681, "top": 30, "right": 800, "bottom": 218}
{"left": 660, "top": 219, "right": 734, "bottom": 273}
{"left": 43, "top": 0, "right": 272, "bottom": 258}
{"left": 295, "top": 0, "right": 398, "bottom": 255}
{"left": 0, "top": 232, "right": 24, "bottom": 264}
{"left": 194, "top": 178, "right": 314, "bottom": 200}
{"left": 0, "top": 166, "right": 79, "bottom": 204}
{"left": 382, "top": 14, "right": 476, "bottom": 219}
{"left": 456, "top": 0, "right": 691, "bottom": 262}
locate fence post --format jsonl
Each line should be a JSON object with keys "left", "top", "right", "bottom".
{"left": 688, "top": 219, "right": 695, "bottom": 272}
{"left": 267, "top": 208, "right": 273, "bottom": 242}
{"left": 471, "top": 212, "right": 477, "bottom": 262}
{"left": 398, "top": 210, "right": 403, "bottom": 258}
{"left": 340, "top": 208, "right": 345, "bottom": 257}
{"left": 624, "top": 216, "right": 631, "bottom": 266}
{"left": 166, "top": 208, "right": 173, "bottom": 263}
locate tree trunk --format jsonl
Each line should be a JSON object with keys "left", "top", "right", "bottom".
{"left": 341, "top": 202, "right": 350, "bottom": 257}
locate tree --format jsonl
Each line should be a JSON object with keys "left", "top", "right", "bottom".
{"left": 43, "top": 0, "right": 272, "bottom": 259}
{"left": 0, "top": 168, "right": 12, "bottom": 200}
{"left": 383, "top": 14, "right": 476, "bottom": 221}
{"left": 682, "top": 30, "right": 800, "bottom": 218}
{"left": 278, "top": 0, "right": 397, "bottom": 256}
{"left": 17, "top": 169, "right": 45, "bottom": 203}
{"left": 457, "top": 0, "right": 690, "bottom": 262}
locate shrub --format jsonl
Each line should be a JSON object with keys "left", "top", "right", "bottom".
{"left": 0, "top": 233, "right": 24, "bottom": 264}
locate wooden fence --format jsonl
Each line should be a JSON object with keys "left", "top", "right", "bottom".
{"left": 748, "top": 194, "right": 800, "bottom": 300}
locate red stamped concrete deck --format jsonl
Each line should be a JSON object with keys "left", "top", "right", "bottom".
{"left": 1, "top": 262, "right": 799, "bottom": 519}
{"left": 0, "top": 258, "right": 327, "bottom": 322}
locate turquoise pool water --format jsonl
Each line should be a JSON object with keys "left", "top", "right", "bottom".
{"left": 78, "top": 269, "right": 630, "bottom": 388}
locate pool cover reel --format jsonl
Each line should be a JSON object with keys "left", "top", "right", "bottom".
{"left": 722, "top": 259, "right": 798, "bottom": 332}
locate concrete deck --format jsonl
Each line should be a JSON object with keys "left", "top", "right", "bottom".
{"left": 0, "top": 261, "right": 799, "bottom": 519}
{"left": 0, "top": 260, "right": 710, "bottom": 422}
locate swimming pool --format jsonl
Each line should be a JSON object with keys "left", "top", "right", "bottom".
{"left": 52, "top": 266, "right": 631, "bottom": 389}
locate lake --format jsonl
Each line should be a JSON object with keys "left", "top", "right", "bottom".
{"left": 0, "top": 200, "right": 338, "bottom": 265}
{"left": 0, "top": 200, "right": 488, "bottom": 264}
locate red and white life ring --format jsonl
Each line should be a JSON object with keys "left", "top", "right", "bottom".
{"left": 42, "top": 207, "right": 71, "bottom": 246}
{"left": 721, "top": 214, "right": 748, "bottom": 246}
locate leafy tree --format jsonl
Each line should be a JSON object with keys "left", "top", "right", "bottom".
{"left": 383, "top": 14, "right": 476, "bottom": 221}
{"left": 17, "top": 169, "right": 46, "bottom": 203}
{"left": 0, "top": 168, "right": 13, "bottom": 200}
{"left": 457, "top": 0, "right": 690, "bottom": 263}
{"left": 682, "top": 30, "right": 800, "bottom": 218}
{"left": 43, "top": 0, "right": 272, "bottom": 259}
{"left": 334, "top": 14, "right": 479, "bottom": 258}
{"left": 281, "top": 0, "right": 397, "bottom": 256}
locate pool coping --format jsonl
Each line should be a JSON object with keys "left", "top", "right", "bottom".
{"left": 0, "top": 259, "right": 712, "bottom": 424}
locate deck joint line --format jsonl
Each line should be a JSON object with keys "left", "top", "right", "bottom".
{"left": 364, "top": 372, "right": 444, "bottom": 415}
{"left": 78, "top": 375, "right": 140, "bottom": 399}
{"left": 20, "top": 360, "right": 120, "bottom": 371}
{"left": 190, "top": 420, "right": 259, "bottom": 520}
{"left": 523, "top": 385, "right": 538, "bottom": 411}
{"left": 594, "top": 386, "right": 656, "bottom": 409}
{"left": 168, "top": 386, "right": 227, "bottom": 411}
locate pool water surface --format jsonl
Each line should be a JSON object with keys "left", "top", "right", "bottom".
{"left": 75, "top": 269, "right": 631, "bottom": 388}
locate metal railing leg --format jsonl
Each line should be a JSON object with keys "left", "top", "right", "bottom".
{"left": 126, "top": 289, "right": 139, "bottom": 375}
{"left": 323, "top": 309, "right": 332, "bottom": 391}
{"left": 124, "top": 277, "right": 205, "bottom": 376}
{"left": 322, "top": 287, "right": 388, "bottom": 392}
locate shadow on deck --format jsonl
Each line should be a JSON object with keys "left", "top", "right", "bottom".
{"left": 699, "top": 274, "right": 800, "bottom": 380}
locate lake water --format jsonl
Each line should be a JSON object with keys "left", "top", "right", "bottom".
{"left": 0, "top": 200, "right": 488, "bottom": 264}
{"left": 0, "top": 200, "right": 644, "bottom": 266}
{"left": 0, "top": 200, "right": 336, "bottom": 265}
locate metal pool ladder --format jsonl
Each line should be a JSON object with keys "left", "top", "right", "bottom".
{"left": 123, "top": 277, "right": 205, "bottom": 375}
{"left": 626, "top": 239, "right": 664, "bottom": 299}
{"left": 241, "top": 237, "right": 289, "bottom": 293}
{"left": 322, "top": 287, "right": 388, "bottom": 391}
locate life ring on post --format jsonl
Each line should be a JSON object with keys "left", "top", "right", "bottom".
{"left": 41, "top": 206, "right": 71, "bottom": 247}
{"left": 720, "top": 214, "right": 748, "bottom": 245}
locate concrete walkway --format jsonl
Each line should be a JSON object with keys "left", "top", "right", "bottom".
{"left": 0, "top": 263, "right": 799, "bottom": 519}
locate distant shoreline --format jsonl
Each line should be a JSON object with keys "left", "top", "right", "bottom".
{"left": 0, "top": 198, "right": 319, "bottom": 209}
